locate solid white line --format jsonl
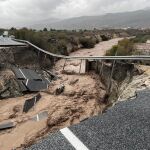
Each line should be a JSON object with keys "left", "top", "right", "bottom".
{"left": 19, "top": 68, "right": 27, "bottom": 79}
{"left": 26, "top": 79, "right": 29, "bottom": 86}
{"left": 60, "top": 127, "right": 89, "bottom": 150}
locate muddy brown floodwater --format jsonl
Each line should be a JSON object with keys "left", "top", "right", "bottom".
{"left": 0, "top": 38, "right": 123, "bottom": 150}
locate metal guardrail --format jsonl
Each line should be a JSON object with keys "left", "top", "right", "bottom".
{"left": 14, "top": 39, "right": 150, "bottom": 61}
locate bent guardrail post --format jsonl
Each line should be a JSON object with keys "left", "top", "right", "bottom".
{"left": 99, "top": 61, "right": 104, "bottom": 76}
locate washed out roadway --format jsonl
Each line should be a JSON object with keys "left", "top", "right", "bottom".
{"left": 28, "top": 89, "right": 150, "bottom": 150}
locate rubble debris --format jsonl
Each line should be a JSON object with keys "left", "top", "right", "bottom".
{"left": 47, "top": 109, "right": 69, "bottom": 128}
{"left": 23, "top": 94, "right": 41, "bottom": 113}
{"left": 69, "top": 78, "right": 79, "bottom": 85}
{"left": 62, "top": 70, "right": 76, "bottom": 75}
{"left": 56, "top": 84, "right": 65, "bottom": 95}
{"left": 13, "top": 105, "right": 22, "bottom": 113}
{"left": 0, "top": 120, "right": 16, "bottom": 130}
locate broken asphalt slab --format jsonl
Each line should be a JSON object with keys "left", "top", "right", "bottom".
{"left": 31, "top": 111, "right": 48, "bottom": 122}
{"left": 23, "top": 80, "right": 48, "bottom": 92}
{"left": 0, "top": 120, "right": 16, "bottom": 130}
{"left": 23, "top": 94, "right": 41, "bottom": 113}
{"left": 12, "top": 68, "right": 42, "bottom": 80}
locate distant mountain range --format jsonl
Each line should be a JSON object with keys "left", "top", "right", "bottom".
{"left": 30, "top": 8, "right": 150, "bottom": 30}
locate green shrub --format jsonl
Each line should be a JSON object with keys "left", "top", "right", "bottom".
{"left": 106, "top": 39, "right": 134, "bottom": 56}
{"left": 132, "top": 35, "right": 150, "bottom": 43}
{"left": 101, "top": 35, "right": 109, "bottom": 41}
{"left": 106, "top": 45, "right": 118, "bottom": 56}
{"left": 79, "top": 37, "right": 96, "bottom": 48}
{"left": 57, "top": 40, "right": 68, "bottom": 55}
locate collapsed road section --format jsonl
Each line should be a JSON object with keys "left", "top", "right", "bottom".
{"left": 0, "top": 66, "right": 52, "bottom": 99}
{"left": 12, "top": 68, "right": 50, "bottom": 92}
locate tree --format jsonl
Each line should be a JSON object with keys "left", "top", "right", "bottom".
{"left": 10, "top": 27, "right": 16, "bottom": 31}
{"left": 101, "top": 35, "right": 109, "bottom": 41}
{"left": 43, "top": 28, "right": 48, "bottom": 32}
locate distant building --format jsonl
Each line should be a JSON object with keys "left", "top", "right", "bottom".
{"left": 3, "top": 31, "right": 9, "bottom": 37}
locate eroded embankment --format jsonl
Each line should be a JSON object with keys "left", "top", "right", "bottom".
{"left": 86, "top": 60, "right": 150, "bottom": 105}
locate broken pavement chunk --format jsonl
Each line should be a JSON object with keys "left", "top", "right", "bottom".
{"left": 0, "top": 120, "right": 16, "bottom": 130}
{"left": 22, "top": 80, "right": 48, "bottom": 92}
{"left": 31, "top": 111, "right": 48, "bottom": 122}
{"left": 23, "top": 93, "right": 41, "bottom": 113}
{"left": 69, "top": 78, "right": 79, "bottom": 85}
{"left": 12, "top": 68, "right": 42, "bottom": 80}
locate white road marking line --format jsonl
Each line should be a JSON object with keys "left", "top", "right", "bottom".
{"left": 36, "top": 114, "right": 40, "bottom": 121}
{"left": 33, "top": 97, "right": 37, "bottom": 111}
{"left": 60, "top": 127, "right": 89, "bottom": 150}
{"left": 19, "top": 68, "right": 27, "bottom": 79}
{"left": 26, "top": 79, "right": 29, "bottom": 86}
{"left": 46, "top": 78, "right": 51, "bottom": 83}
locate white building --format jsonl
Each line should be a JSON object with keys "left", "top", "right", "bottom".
{"left": 146, "top": 40, "right": 150, "bottom": 44}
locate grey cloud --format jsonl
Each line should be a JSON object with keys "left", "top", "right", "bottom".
{"left": 0, "top": 0, "right": 150, "bottom": 28}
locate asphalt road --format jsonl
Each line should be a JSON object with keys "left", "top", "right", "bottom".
{"left": 27, "top": 89, "right": 150, "bottom": 150}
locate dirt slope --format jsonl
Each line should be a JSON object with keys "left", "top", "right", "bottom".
{"left": 118, "top": 65, "right": 150, "bottom": 101}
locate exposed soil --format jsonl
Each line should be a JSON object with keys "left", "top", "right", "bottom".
{"left": 0, "top": 38, "right": 123, "bottom": 150}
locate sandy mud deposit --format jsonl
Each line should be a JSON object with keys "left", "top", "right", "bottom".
{"left": 0, "top": 38, "right": 135, "bottom": 150}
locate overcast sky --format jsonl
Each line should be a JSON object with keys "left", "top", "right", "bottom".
{"left": 0, "top": 0, "right": 150, "bottom": 28}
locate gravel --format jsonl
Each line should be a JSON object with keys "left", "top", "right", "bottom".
{"left": 70, "top": 89, "right": 150, "bottom": 150}
{"left": 27, "top": 131, "right": 75, "bottom": 150}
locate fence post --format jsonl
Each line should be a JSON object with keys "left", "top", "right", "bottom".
{"left": 63, "top": 59, "right": 67, "bottom": 71}
{"left": 43, "top": 54, "right": 47, "bottom": 62}
{"left": 79, "top": 59, "right": 83, "bottom": 74}
{"left": 99, "top": 61, "right": 104, "bottom": 76}
{"left": 96, "top": 60, "right": 99, "bottom": 73}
